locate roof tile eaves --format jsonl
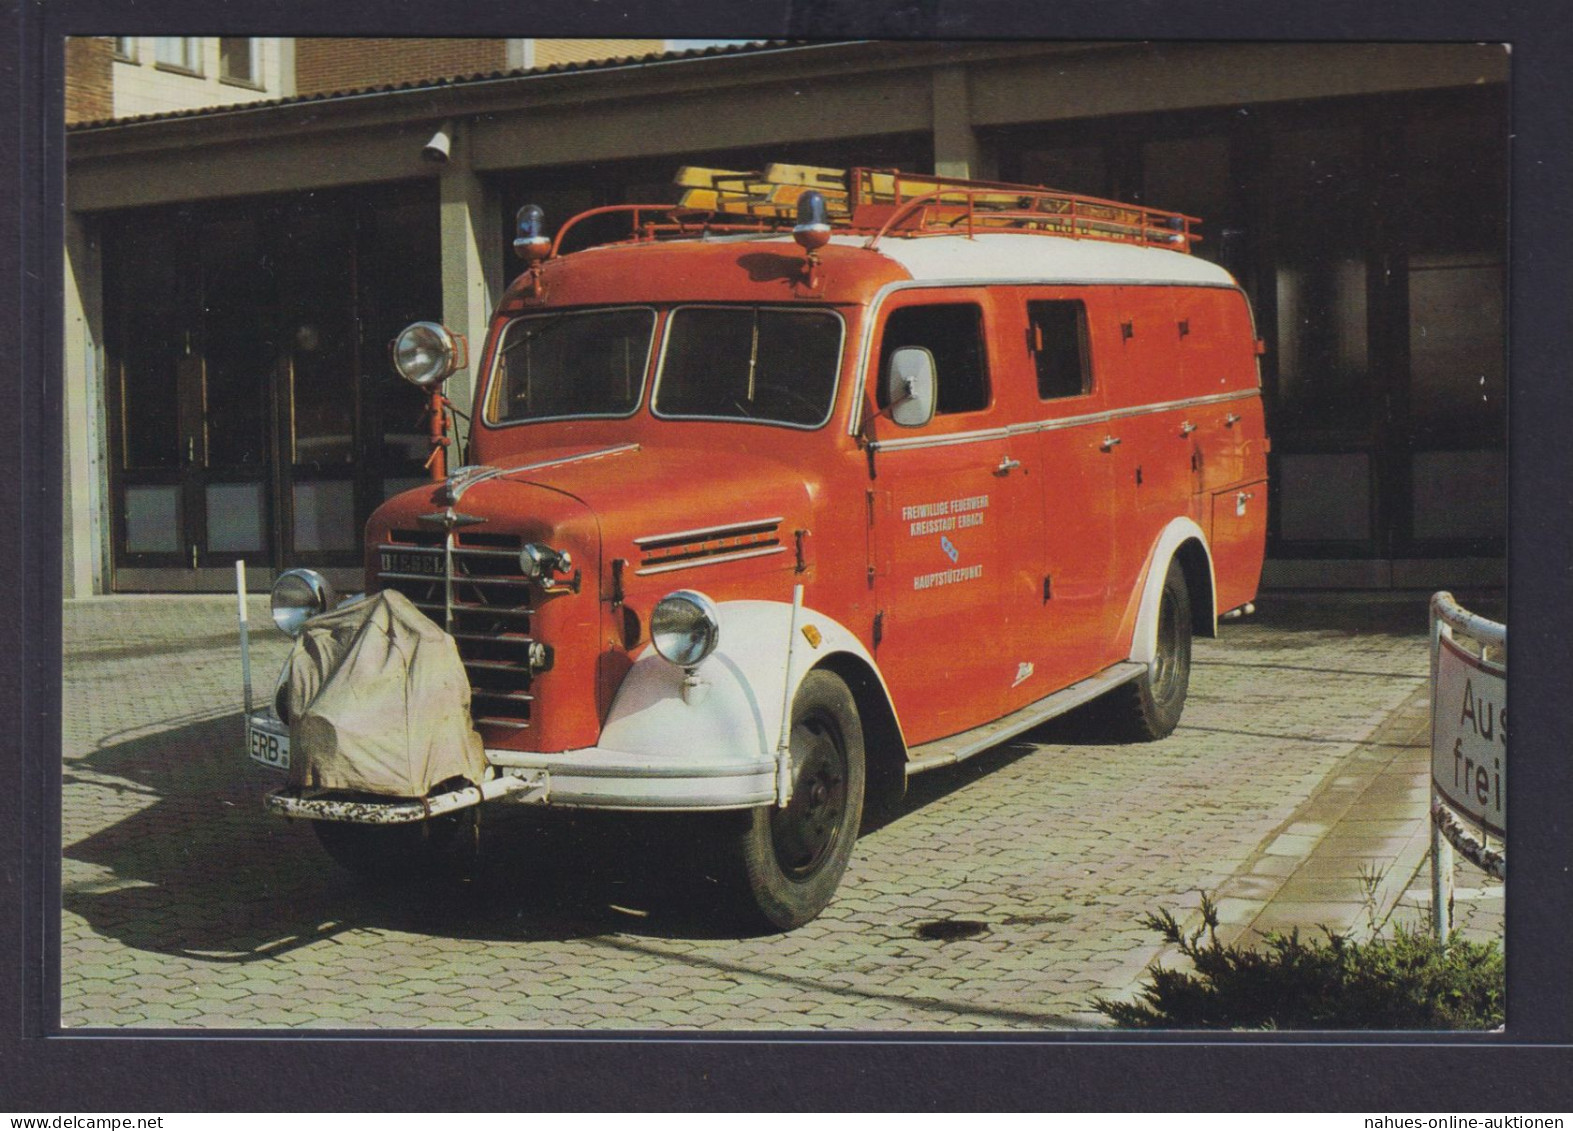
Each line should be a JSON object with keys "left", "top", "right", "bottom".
{"left": 68, "top": 39, "right": 801, "bottom": 131}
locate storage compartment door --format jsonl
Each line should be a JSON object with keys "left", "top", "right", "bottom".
{"left": 1210, "top": 480, "right": 1268, "bottom": 615}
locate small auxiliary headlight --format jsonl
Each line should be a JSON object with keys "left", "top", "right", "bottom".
{"left": 271, "top": 568, "right": 337, "bottom": 636}
{"left": 391, "top": 321, "right": 462, "bottom": 388}
{"left": 650, "top": 590, "right": 720, "bottom": 668}
{"left": 519, "top": 542, "right": 572, "bottom": 580}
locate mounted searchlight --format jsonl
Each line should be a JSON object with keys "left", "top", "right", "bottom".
{"left": 513, "top": 204, "right": 551, "bottom": 263}
{"left": 793, "top": 190, "right": 832, "bottom": 252}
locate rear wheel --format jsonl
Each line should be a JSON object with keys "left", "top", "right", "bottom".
{"left": 733, "top": 670, "right": 865, "bottom": 931}
{"left": 1104, "top": 559, "right": 1192, "bottom": 741}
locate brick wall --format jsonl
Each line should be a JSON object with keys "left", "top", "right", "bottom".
{"left": 295, "top": 39, "right": 509, "bottom": 95}
{"left": 65, "top": 36, "right": 114, "bottom": 124}
{"left": 533, "top": 39, "right": 666, "bottom": 67}
{"left": 294, "top": 38, "right": 671, "bottom": 96}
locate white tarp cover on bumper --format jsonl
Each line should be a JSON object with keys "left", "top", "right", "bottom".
{"left": 282, "top": 589, "right": 487, "bottom": 796}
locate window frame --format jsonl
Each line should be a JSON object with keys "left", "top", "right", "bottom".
{"left": 1026, "top": 298, "right": 1094, "bottom": 402}
{"left": 218, "top": 37, "right": 263, "bottom": 89}
{"left": 152, "top": 36, "right": 203, "bottom": 76}
{"left": 482, "top": 305, "right": 659, "bottom": 428}
{"left": 874, "top": 298, "right": 994, "bottom": 421}
{"left": 650, "top": 303, "right": 847, "bottom": 432}
{"left": 110, "top": 37, "right": 138, "bottom": 62}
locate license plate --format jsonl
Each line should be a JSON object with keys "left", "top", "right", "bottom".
{"left": 247, "top": 715, "right": 291, "bottom": 771}
{"left": 380, "top": 550, "right": 443, "bottom": 576}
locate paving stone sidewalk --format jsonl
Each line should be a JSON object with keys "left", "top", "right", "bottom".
{"left": 59, "top": 591, "right": 1503, "bottom": 1030}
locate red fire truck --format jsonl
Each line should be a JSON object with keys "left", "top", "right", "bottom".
{"left": 243, "top": 165, "right": 1268, "bottom": 929}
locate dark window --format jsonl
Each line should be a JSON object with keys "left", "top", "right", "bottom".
{"left": 877, "top": 303, "right": 990, "bottom": 416}
{"left": 656, "top": 307, "right": 843, "bottom": 427}
{"left": 1269, "top": 126, "right": 1370, "bottom": 432}
{"left": 219, "top": 38, "right": 258, "bottom": 85}
{"left": 490, "top": 308, "right": 654, "bottom": 423}
{"left": 112, "top": 218, "right": 183, "bottom": 469}
{"left": 1017, "top": 145, "right": 1109, "bottom": 198}
{"left": 1142, "top": 134, "right": 1234, "bottom": 267}
{"left": 1027, "top": 300, "right": 1090, "bottom": 400}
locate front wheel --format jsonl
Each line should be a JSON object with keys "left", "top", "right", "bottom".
{"left": 733, "top": 669, "right": 866, "bottom": 931}
{"left": 1103, "top": 559, "right": 1193, "bottom": 741}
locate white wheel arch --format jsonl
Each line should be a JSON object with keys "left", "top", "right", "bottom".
{"left": 597, "top": 598, "right": 901, "bottom": 777}
{"left": 1128, "top": 517, "right": 1216, "bottom": 666}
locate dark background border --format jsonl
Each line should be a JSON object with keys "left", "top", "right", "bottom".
{"left": 5, "top": 0, "right": 1571, "bottom": 1111}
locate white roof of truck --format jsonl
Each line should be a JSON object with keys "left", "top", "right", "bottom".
{"left": 845, "top": 232, "right": 1238, "bottom": 287}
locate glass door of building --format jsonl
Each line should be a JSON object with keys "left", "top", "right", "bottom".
{"left": 106, "top": 186, "right": 440, "bottom": 591}
{"left": 274, "top": 203, "right": 361, "bottom": 573}
{"left": 108, "top": 210, "right": 279, "bottom": 588}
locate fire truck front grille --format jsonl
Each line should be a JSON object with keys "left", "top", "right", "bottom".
{"left": 378, "top": 530, "right": 536, "bottom": 732}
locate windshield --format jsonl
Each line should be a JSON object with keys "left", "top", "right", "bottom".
{"left": 654, "top": 306, "right": 844, "bottom": 428}
{"left": 487, "top": 307, "right": 655, "bottom": 424}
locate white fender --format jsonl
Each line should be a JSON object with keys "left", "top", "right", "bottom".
{"left": 597, "top": 598, "right": 892, "bottom": 774}
{"left": 1128, "top": 517, "right": 1216, "bottom": 666}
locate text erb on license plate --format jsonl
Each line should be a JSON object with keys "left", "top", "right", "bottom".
{"left": 248, "top": 716, "right": 290, "bottom": 771}
{"left": 381, "top": 550, "right": 444, "bottom": 576}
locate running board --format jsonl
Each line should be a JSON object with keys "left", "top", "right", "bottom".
{"left": 904, "top": 661, "right": 1147, "bottom": 776}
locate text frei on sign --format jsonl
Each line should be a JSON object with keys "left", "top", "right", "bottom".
{"left": 1431, "top": 632, "right": 1506, "bottom": 835}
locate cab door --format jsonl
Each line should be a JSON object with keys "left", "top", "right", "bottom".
{"left": 866, "top": 293, "right": 1023, "bottom": 745}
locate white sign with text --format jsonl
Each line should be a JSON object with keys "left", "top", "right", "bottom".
{"left": 1431, "top": 632, "right": 1506, "bottom": 835}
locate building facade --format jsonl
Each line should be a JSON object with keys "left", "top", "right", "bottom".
{"left": 66, "top": 36, "right": 671, "bottom": 123}
{"left": 63, "top": 39, "right": 1508, "bottom": 596}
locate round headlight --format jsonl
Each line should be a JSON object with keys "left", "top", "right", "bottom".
{"left": 392, "top": 321, "right": 459, "bottom": 388}
{"left": 271, "top": 568, "right": 337, "bottom": 636}
{"left": 650, "top": 590, "right": 720, "bottom": 668}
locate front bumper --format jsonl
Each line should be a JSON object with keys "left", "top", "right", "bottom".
{"left": 265, "top": 768, "right": 548, "bottom": 824}
{"left": 252, "top": 705, "right": 775, "bottom": 821}
{"left": 482, "top": 746, "right": 777, "bottom": 811}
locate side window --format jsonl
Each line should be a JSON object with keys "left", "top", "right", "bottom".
{"left": 877, "top": 303, "right": 990, "bottom": 416}
{"left": 1028, "top": 299, "right": 1091, "bottom": 400}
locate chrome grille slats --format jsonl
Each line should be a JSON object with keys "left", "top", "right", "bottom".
{"left": 377, "top": 529, "right": 536, "bottom": 732}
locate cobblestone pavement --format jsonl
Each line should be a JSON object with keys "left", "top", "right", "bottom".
{"left": 60, "top": 592, "right": 1502, "bottom": 1030}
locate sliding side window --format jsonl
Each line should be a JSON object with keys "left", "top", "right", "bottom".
{"left": 1028, "top": 299, "right": 1091, "bottom": 401}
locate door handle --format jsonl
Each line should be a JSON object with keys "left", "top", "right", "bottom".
{"left": 1100, "top": 435, "right": 1122, "bottom": 452}
{"left": 995, "top": 455, "right": 1022, "bottom": 475}
{"left": 1179, "top": 421, "right": 1197, "bottom": 437}
{"left": 1225, "top": 412, "right": 1242, "bottom": 427}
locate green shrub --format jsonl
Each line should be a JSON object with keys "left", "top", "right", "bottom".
{"left": 1096, "top": 895, "right": 1504, "bottom": 1030}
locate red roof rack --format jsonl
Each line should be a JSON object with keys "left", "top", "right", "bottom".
{"left": 543, "top": 163, "right": 1201, "bottom": 257}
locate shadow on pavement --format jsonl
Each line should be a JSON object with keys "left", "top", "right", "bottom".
{"left": 64, "top": 715, "right": 847, "bottom": 960}
{"left": 66, "top": 592, "right": 1492, "bottom": 963}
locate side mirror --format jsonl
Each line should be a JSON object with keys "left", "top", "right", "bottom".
{"left": 886, "top": 346, "right": 936, "bottom": 428}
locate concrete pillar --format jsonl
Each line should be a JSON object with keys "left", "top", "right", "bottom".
{"left": 932, "top": 66, "right": 981, "bottom": 180}
{"left": 438, "top": 119, "right": 502, "bottom": 457}
{"left": 63, "top": 214, "right": 109, "bottom": 597}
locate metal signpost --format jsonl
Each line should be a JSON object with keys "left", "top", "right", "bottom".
{"left": 1429, "top": 591, "right": 1507, "bottom": 941}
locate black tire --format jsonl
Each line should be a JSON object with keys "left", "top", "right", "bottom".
{"left": 313, "top": 808, "right": 478, "bottom": 883}
{"left": 733, "top": 669, "right": 866, "bottom": 931}
{"left": 1103, "top": 559, "right": 1192, "bottom": 741}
